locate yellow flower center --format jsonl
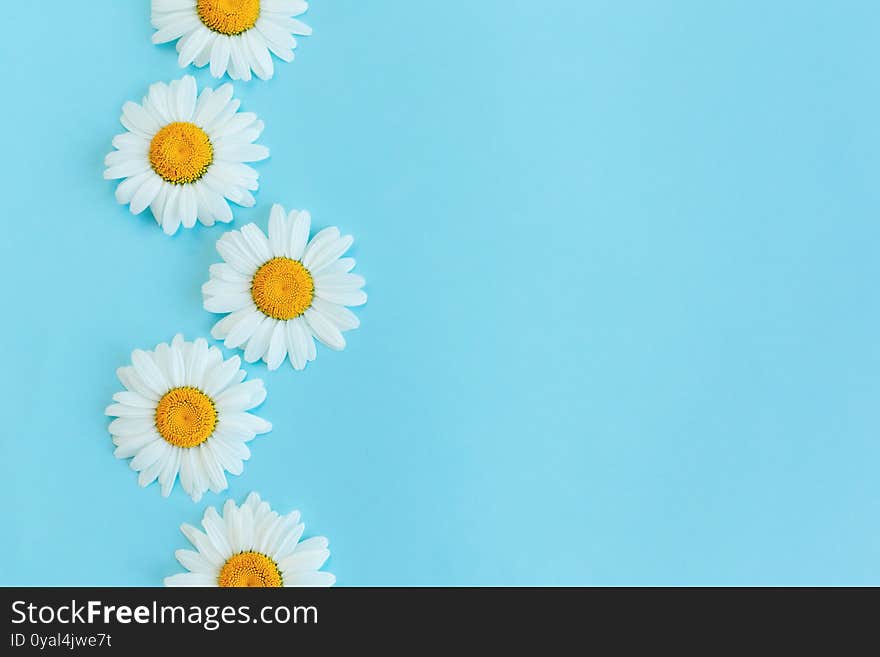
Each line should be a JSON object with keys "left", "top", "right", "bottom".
{"left": 251, "top": 257, "right": 315, "bottom": 320}
{"left": 149, "top": 122, "right": 214, "bottom": 185}
{"left": 218, "top": 551, "right": 282, "bottom": 587}
{"left": 197, "top": 0, "right": 261, "bottom": 36}
{"left": 154, "top": 387, "right": 217, "bottom": 449}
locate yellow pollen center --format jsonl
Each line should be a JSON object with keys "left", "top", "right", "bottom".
{"left": 149, "top": 122, "right": 214, "bottom": 185}
{"left": 154, "top": 387, "right": 217, "bottom": 449}
{"left": 251, "top": 257, "right": 315, "bottom": 320}
{"left": 197, "top": 0, "right": 261, "bottom": 36}
{"left": 218, "top": 552, "right": 282, "bottom": 587}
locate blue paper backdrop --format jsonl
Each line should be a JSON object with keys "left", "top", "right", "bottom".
{"left": 1, "top": 1, "right": 879, "bottom": 585}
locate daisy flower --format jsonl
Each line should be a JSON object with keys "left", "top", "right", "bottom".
{"left": 165, "top": 492, "right": 335, "bottom": 587}
{"left": 151, "top": 0, "right": 312, "bottom": 81}
{"left": 106, "top": 334, "right": 272, "bottom": 502}
{"left": 104, "top": 75, "right": 268, "bottom": 235}
{"left": 203, "top": 204, "right": 367, "bottom": 371}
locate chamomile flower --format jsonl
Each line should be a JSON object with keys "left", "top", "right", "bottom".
{"left": 165, "top": 492, "right": 335, "bottom": 587}
{"left": 203, "top": 204, "right": 367, "bottom": 371}
{"left": 104, "top": 75, "right": 268, "bottom": 235}
{"left": 106, "top": 334, "right": 272, "bottom": 502}
{"left": 151, "top": 0, "right": 312, "bottom": 81}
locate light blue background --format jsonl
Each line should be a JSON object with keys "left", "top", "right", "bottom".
{"left": 1, "top": 1, "right": 878, "bottom": 586}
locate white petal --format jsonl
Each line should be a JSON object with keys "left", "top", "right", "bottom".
{"left": 116, "top": 366, "right": 159, "bottom": 401}
{"left": 243, "top": 316, "right": 275, "bottom": 363}
{"left": 284, "top": 571, "right": 336, "bottom": 587}
{"left": 111, "top": 131, "right": 150, "bottom": 152}
{"left": 129, "top": 175, "right": 163, "bottom": 215}
{"left": 161, "top": 184, "right": 183, "bottom": 235}
{"left": 113, "top": 430, "right": 160, "bottom": 459}
{"left": 285, "top": 317, "right": 310, "bottom": 370}
{"left": 204, "top": 292, "right": 253, "bottom": 314}
{"left": 295, "top": 536, "right": 329, "bottom": 553}
{"left": 154, "top": 341, "right": 185, "bottom": 387}
{"left": 278, "top": 549, "right": 330, "bottom": 574}
{"left": 137, "top": 456, "right": 167, "bottom": 490}
{"left": 243, "top": 492, "right": 263, "bottom": 512}
{"left": 209, "top": 262, "right": 250, "bottom": 284}
{"left": 219, "top": 116, "right": 263, "bottom": 143}
{"left": 211, "top": 427, "right": 251, "bottom": 458}
{"left": 202, "top": 279, "right": 250, "bottom": 298}
{"left": 176, "top": 75, "right": 198, "bottom": 121}
{"left": 243, "top": 30, "right": 274, "bottom": 80}
{"left": 227, "top": 38, "right": 251, "bottom": 81}
{"left": 164, "top": 572, "right": 217, "bottom": 587}
{"left": 214, "top": 142, "right": 269, "bottom": 162}
{"left": 288, "top": 210, "right": 311, "bottom": 260}
{"left": 210, "top": 35, "right": 231, "bottom": 78}
{"left": 114, "top": 171, "right": 153, "bottom": 205}
{"left": 209, "top": 307, "right": 251, "bottom": 340}
{"left": 180, "top": 185, "right": 199, "bottom": 229}
{"left": 109, "top": 417, "right": 155, "bottom": 437}
{"left": 304, "top": 234, "right": 354, "bottom": 272}
{"left": 255, "top": 17, "right": 297, "bottom": 56}
{"left": 175, "top": 549, "right": 216, "bottom": 575}
{"left": 184, "top": 337, "right": 211, "bottom": 388}
{"left": 131, "top": 349, "right": 169, "bottom": 395}
{"left": 257, "top": 516, "right": 289, "bottom": 556}
{"left": 309, "top": 297, "right": 360, "bottom": 331}
{"left": 206, "top": 437, "right": 244, "bottom": 476}
{"left": 265, "top": 321, "right": 288, "bottom": 370}
{"left": 315, "top": 287, "right": 368, "bottom": 307}
{"left": 149, "top": 182, "right": 170, "bottom": 225}
{"left": 214, "top": 379, "right": 266, "bottom": 412}
{"left": 202, "top": 354, "right": 243, "bottom": 397}
{"left": 304, "top": 308, "right": 346, "bottom": 351}
{"left": 178, "top": 27, "right": 214, "bottom": 69}
{"left": 105, "top": 403, "right": 152, "bottom": 418}
{"left": 239, "top": 223, "right": 273, "bottom": 263}
{"left": 314, "top": 272, "right": 366, "bottom": 292}
{"left": 217, "top": 412, "right": 272, "bottom": 436}
{"left": 195, "top": 84, "right": 233, "bottom": 126}
{"left": 104, "top": 158, "right": 150, "bottom": 179}
{"left": 302, "top": 226, "right": 339, "bottom": 265}
{"left": 111, "top": 390, "right": 155, "bottom": 409}
{"left": 223, "top": 500, "right": 243, "bottom": 552}
{"left": 198, "top": 443, "right": 228, "bottom": 494}
{"left": 217, "top": 231, "right": 261, "bottom": 273}
{"left": 262, "top": 0, "right": 309, "bottom": 14}
{"left": 267, "top": 204, "right": 288, "bottom": 256}
{"left": 201, "top": 506, "right": 234, "bottom": 557}
{"left": 317, "top": 257, "right": 356, "bottom": 276}
{"left": 225, "top": 309, "right": 265, "bottom": 349}
{"left": 194, "top": 41, "right": 213, "bottom": 68}
{"left": 131, "top": 439, "right": 168, "bottom": 473}
{"left": 269, "top": 516, "right": 304, "bottom": 560}
{"left": 121, "top": 101, "right": 160, "bottom": 137}
{"left": 158, "top": 448, "right": 181, "bottom": 497}
{"left": 179, "top": 449, "right": 204, "bottom": 501}
{"left": 180, "top": 523, "right": 225, "bottom": 567}
{"left": 152, "top": 15, "right": 200, "bottom": 45}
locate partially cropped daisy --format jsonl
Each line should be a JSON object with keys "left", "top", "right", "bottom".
{"left": 106, "top": 334, "right": 271, "bottom": 502}
{"left": 104, "top": 75, "right": 268, "bottom": 235}
{"left": 203, "top": 204, "right": 367, "bottom": 370}
{"left": 165, "top": 492, "right": 335, "bottom": 587}
{"left": 151, "top": 0, "right": 312, "bottom": 81}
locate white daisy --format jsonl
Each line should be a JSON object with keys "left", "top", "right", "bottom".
{"left": 151, "top": 0, "right": 312, "bottom": 81}
{"left": 103, "top": 75, "right": 269, "bottom": 235}
{"left": 106, "top": 334, "right": 272, "bottom": 502}
{"left": 202, "top": 204, "right": 367, "bottom": 371}
{"left": 165, "top": 492, "right": 335, "bottom": 587}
